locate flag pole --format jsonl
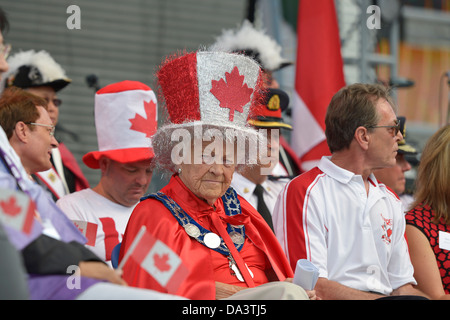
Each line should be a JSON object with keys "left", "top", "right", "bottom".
{"left": 117, "top": 225, "right": 147, "bottom": 270}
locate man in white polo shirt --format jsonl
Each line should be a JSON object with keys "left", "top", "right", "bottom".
{"left": 273, "top": 83, "right": 427, "bottom": 300}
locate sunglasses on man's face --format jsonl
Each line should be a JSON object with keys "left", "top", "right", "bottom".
{"left": 367, "top": 121, "right": 401, "bottom": 136}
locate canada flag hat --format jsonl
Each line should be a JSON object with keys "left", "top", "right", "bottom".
{"left": 157, "top": 51, "right": 264, "bottom": 134}
{"left": 82, "top": 80, "right": 158, "bottom": 169}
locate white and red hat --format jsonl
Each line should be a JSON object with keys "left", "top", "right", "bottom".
{"left": 82, "top": 80, "right": 158, "bottom": 169}
{"left": 152, "top": 50, "right": 265, "bottom": 171}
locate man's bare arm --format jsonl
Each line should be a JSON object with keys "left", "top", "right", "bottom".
{"left": 315, "top": 278, "right": 385, "bottom": 300}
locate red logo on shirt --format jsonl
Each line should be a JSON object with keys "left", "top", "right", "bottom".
{"left": 380, "top": 213, "right": 393, "bottom": 244}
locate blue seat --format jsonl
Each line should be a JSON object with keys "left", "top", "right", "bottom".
{"left": 111, "top": 242, "right": 121, "bottom": 269}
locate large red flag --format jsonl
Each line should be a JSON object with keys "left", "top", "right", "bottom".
{"left": 291, "top": 0, "right": 346, "bottom": 171}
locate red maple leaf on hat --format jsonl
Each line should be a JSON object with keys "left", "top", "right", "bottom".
{"left": 0, "top": 196, "right": 21, "bottom": 217}
{"left": 210, "top": 66, "right": 253, "bottom": 121}
{"left": 129, "top": 100, "right": 157, "bottom": 137}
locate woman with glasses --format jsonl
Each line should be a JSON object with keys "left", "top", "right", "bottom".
{"left": 2, "top": 49, "right": 89, "bottom": 200}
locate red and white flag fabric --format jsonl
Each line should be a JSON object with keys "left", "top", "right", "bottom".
{"left": 119, "top": 226, "right": 189, "bottom": 294}
{"left": 72, "top": 220, "right": 98, "bottom": 247}
{"left": 291, "top": 0, "right": 346, "bottom": 171}
{"left": 0, "top": 188, "right": 35, "bottom": 234}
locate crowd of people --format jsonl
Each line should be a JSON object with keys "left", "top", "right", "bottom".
{"left": 0, "top": 7, "right": 448, "bottom": 301}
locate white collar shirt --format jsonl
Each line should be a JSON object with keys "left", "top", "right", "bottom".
{"left": 273, "top": 156, "right": 416, "bottom": 295}
{"left": 231, "top": 172, "right": 288, "bottom": 216}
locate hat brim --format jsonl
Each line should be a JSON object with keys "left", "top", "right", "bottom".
{"left": 398, "top": 143, "right": 417, "bottom": 155}
{"left": 151, "top": 121, "right": 263, "bottom": 172}
{"left": 248, "top": 119, "right": 292, "bottom": 130}
{"left": 43, "top": 79, "right": 71, "bottom": 92}
{"left": 273, "top": 61, "right": 294, "bottom": 71}
{"left": 24, "top": 78, "right": 72, "bottom": 92}
{"left": 82, "top": 148, "right": 154, "bottom": 169}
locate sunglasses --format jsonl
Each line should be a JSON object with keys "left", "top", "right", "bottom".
{"left": 43, "top": 97, "right": 62, "bottom": 107}
{"left": 367, "top": 122, "right": 401, "bottom": 136}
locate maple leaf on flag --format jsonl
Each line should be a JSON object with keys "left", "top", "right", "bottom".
{"left": 154, "top": 253, "right": 171, "bottom": 272}
{"left": 73, "top": 221, "right": 83, "bottom": 233}
{"left": 210, "top": 66, "right": 253, "bottom": 121}
{"left": 0, "top": 196, "right": 21, "bottom": 217}
{"left": 129, "top": 100, "right": 157, "bottom": 137}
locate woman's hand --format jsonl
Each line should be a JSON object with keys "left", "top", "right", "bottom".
{"left": 215, "top": 281, "right": 247, "bottom": 299}
{"left": 306, "top": 289, "right": 319, "bottom": 300}
{"left": 284, "top": 277, "right": 320, "bottom": 300}
{"left": 78, "top": 261, "right": 128, "bottom": 286}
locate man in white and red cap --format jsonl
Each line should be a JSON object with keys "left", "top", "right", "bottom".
{"left": 2, "top": 50, "right": 89, "bottom": 200}
{"left": 57, "top": 80, "right": 158, "bottom": 265}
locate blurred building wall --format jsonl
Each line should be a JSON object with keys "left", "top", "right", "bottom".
{"left": 1, "top": 0, "right": 247, "bottom": 189}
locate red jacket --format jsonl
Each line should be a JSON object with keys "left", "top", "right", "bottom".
{"left": 119, "top": 174, "right": 293, "bottom": 299}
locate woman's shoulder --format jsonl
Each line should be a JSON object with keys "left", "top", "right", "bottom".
{"left": 405, "top": 204, "right": 433, "bottom": 222}
{"left": 405, "top": 204, "right": 437, "bottom": 239}
{"left": 123, "top": 195, "right": 175, "bottom": 236}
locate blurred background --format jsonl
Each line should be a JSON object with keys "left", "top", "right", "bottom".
{"left": 1, "top": 0, "right": 448, "bottom": 193}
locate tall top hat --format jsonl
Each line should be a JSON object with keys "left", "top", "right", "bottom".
{"left": 210, "top": 20, "right": 292, "bottom": 72}
{"left": 157, "top": 50, "right": 264, "bottom": 134}
{"left": 82, "top": 80, "right": 158, "bottom": 169}
{"left": 3, "top": 50, "right": 71, "bottom": 92}
{"left": 151, "top": 50, "right": 265, "bottom": 171}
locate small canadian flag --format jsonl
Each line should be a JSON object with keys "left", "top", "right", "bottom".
{"left": 119, "top": 226, "right": 189, "bottom": 294}
{"left": 0, "top": 188, "right": 35, "bottom": 234}
{"left": 72, "top": 220, "right": 98, "bottom": 246}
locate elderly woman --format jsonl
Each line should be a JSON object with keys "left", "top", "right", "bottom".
{"left": 119, "top": 51, "right": 312, "bottom": 300}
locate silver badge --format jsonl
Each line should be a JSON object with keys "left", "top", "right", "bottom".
{"left": 184, "top": 223, "right": 201, "bottom": 238}
{"left": 204, "top": 232, "right": 221, "bottom": 249}
{"left": 229, "top": 231, "right": 245, "bottom": 245}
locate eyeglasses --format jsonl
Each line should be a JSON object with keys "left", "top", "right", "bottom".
{"left": 26, "top": 122, "right": 56, "bottom": 137}
{"left": 367, "top": 122, "right": 401, "bottom": 136}
{"left": 0, "top": 43, "right": 11, "bottom": 60}
{"left": 43, "top": 97, "right": 62, "bottom": 107}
